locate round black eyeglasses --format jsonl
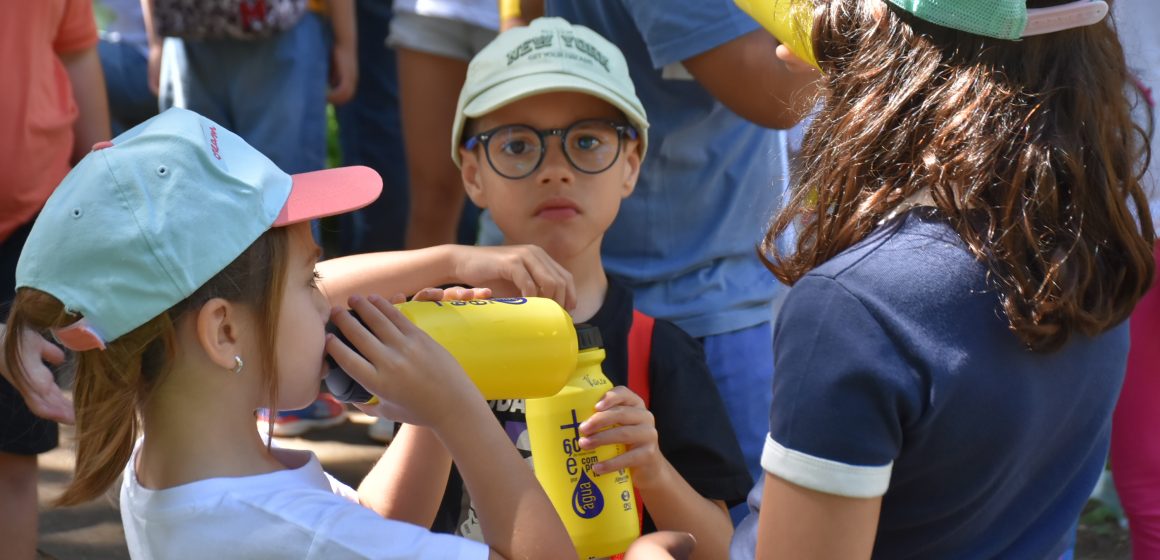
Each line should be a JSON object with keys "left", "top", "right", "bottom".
{"left": 463, "top": 119, "right": 638, "bottom": 180}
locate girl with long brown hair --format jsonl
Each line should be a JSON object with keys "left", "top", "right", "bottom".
{"left": 2, "top": 108, "right": 579, "bottom": 559}
{"left": 731, "top": 0, "right": 1155, "bottom": 558}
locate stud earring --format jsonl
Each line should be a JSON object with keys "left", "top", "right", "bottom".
{"left": 232, "top": 355, "right": 244, "bottom": 375}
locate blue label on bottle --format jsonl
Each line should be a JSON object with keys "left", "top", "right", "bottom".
{"left": 430, "top": 297, "right": 528, "bottom": 307}
{"left": 571, "top": 469, "right": 604, "bottom": 518}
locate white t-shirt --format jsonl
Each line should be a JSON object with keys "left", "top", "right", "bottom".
{"left": 120, "top": 443, "right": 489, "bottom": 560}
{"left": 1115, "top": 0, "right": 1160, "bottom": 225}
{"left": 393, "top": 0, "right": 498, "bottom": 31}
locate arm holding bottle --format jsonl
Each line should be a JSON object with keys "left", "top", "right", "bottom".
{"left": 579, "top": 386, "right": 733, "bottom": 560}
{"left": 328, "top": 295, "right": 576, "bottom": 560}
{"left": 316, "top": 244, "right": 575, "bottom": 310}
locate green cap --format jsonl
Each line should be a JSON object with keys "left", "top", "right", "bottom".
{"left": 886, "top": 0, "right": 1108, "bottom": 40}
{"left": 451, "top": 17, "right": 648, "bottom": 168}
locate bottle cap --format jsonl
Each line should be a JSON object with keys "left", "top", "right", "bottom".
{"left": 575, "top": 323, "right": 603, "bottom": 350}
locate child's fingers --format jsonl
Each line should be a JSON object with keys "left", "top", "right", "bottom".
{"left": 591, "top": 446, "right": 651, "bottom": 476}
{"left": 508, "top": 264, "right": 540, "bottom": 298}
{"left": 527, "top": 248, "right": 573, "bottom": 308}
{"left": 580, "top": 404, "right": 652, "bottom": 436}
{"left": 530, "top": 248, "right": 574, "bottom": 310}
{"left": 325, "top": 330, "right": 376, "bottom": 385}
{"left": 412, "top": 288, "right": 444, "bottom": 303}
{"left": 594, "top": 386, "right": 645, "bottom": 412}
{"left": 624, "top": 531, "right": 696, "bottom": 560}
{"left": 387, "top": 292, "right": 409, "bottom": 305}
{"left": 346, "top": 296, "right": 406, "bottom": 349}
{"left": 368, "top": 294, "right": 427, "bottom": 339}
{"left": 34, "top": 336, "right": 66, "bottom": 366}
{"left": 579, "top": 422, "right": 654, "bottom": 450}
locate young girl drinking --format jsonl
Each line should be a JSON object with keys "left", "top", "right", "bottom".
{"left": 735, "top": 0, "right": 1155, "bottom": 558}
{"left": 2, "top": 107, "right": 576, "bottom": 559}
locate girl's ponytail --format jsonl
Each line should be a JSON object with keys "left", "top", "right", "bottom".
{"left": 60, "top": 317, "right": 174, "bottom": 506}
{"left": 4, "top": 289, "right": 174, "bottom": 506}
{"left": 3, "top": 227, "right": 288, "bottom": 505}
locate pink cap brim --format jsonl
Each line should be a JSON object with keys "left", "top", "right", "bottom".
{"left": 273, "top": 165, "right": 383, "bottom": 226}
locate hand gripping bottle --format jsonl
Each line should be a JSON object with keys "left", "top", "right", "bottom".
{"left": 525, "top": 324, "right": 640, "bottom": 559}
{"left": 324, "top": 297, "right": 578, "bottom": 402}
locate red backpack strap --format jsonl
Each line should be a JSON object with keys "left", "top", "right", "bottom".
{"left": 627, "top": 309, "right": 654, "bottom": 408}
{"left": 626, "top": 309, "right": 655, "bottom": 536}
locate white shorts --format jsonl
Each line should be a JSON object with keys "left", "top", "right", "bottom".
{"left": 387, "top": 10, "right": 497, "bottom": 62}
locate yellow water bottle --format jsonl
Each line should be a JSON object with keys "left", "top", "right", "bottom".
{"left": 325, "top": 297, "right": 578, "bottom": 402}
{"left": 734, "top": 0, "right": 819, "bottom": 70}
{"left": 525, "top": 324, "right": 640, "bottom": 559}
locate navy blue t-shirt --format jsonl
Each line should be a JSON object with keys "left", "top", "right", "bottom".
{"left": 735, "top": 208, "right": 1128, "bottom": 559}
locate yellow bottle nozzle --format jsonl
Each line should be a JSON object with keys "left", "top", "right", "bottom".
{"left": 734, "top": 0, "right": 820, "bottom": 71}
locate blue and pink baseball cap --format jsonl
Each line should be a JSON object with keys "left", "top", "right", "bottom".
{"left": 15, "top": 108, "right": 382, "bottom": 351}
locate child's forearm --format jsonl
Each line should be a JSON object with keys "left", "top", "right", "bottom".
{"left": 140, "top": 0, "right": 159, "bottom": 47}
{"left": 317, "top": 246, "right": 462, "bottom": 306}
{"left": 327, "top": 0, "right": 356, "bottom": 48}
{"left": 432, "top": 398, "right": 576, "bottom": 559}
{"left": 60, "top": 46, "right": 111, "bottom": 164}
{"left": 637, "top": 460, "right": 734, "bottom": 560}
{"left": 358, "top": 424, "right": 452, "bottom": 527}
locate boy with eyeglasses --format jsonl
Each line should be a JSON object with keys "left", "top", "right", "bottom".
{"left": 379, "top": 18, "right": 751, "bottom": 559}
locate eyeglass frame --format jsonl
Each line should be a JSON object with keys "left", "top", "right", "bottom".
{"left": 462, "top": 119, "right": 639, "bottom": 180}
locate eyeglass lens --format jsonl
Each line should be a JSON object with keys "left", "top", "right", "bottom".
{"left": 485, "top": 120, "right": 624, "bottom": 179}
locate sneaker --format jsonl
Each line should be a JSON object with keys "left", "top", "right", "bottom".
{"left": 257, "top": 393, "right": 347, "bottom": 437}
{"left": 367, "top": 417, "right": 396, "bottom": 444}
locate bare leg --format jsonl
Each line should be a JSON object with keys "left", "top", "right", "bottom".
{"left": 396, "top": 47, "right": 471, "bottom": 249}
{"left": 0, "top": 452, "right": 39, "bottom": 560}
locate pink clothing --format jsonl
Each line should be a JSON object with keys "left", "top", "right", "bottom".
{"left": 1111, "top": 242, "right": 1160, "bottom": 560}
{"left": 0, "top": 0, "right": 99, "bottom": 242}
{"left": 1110, "top": 0, "right": 1160, "bottom": 556}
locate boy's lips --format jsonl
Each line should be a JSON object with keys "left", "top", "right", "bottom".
{"left": 534, "top": 198, "right": 580, "bottom": 220}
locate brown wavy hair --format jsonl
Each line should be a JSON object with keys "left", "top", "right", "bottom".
{"left": 3, "top": 228, "right": 288, "bottom": 506}
{"left": 761, "top": 0, "right": 1155, "bottom": 352}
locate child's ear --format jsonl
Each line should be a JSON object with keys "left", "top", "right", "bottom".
{"left": 619, "top": 142, "right": 642, "bottom": 199}
{"left": 460, "top": 148, "right": 490, "bottom": 209}
{"left": 193, "top": 298, "right": 246, "bottom": 372}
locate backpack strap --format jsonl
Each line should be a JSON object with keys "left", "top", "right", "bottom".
{"left": 625, "top": 309, "right": 656, "bottom": 535}
{"left": 627, "top": 310, "right": 654, "bottom": 408}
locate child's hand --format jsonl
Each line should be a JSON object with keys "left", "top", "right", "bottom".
{"left": 577, "top": 386, "right": 668, "bottom": 489}
{"left": 401, "top": 286, "right": 493, "bottom": 304}
{"left": 450, "top": 245, "right": 576, "bottom": 310}
{"left": 0, "top": 324, "right": 71, "bottom": 424}
{"left": 327, "top": 295, "right": 481, "bottom": 428}
{"left": 327, "top": 41, "right": 358, "bottom": 105}
{"left": 625, "top": 531, "right": 696, "bottom": 560}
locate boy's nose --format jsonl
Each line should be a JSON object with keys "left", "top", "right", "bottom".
{"left": 536, "top": 141, "right": 574, "bottom": 185}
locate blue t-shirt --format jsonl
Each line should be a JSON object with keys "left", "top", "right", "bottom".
{"left": 733, "top": 208, "right": 1127, "bottom": 559}
{"left": 544, "top": 0, "right": 788, "bottom": 338}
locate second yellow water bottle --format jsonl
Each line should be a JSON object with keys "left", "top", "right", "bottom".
{"left": 526, "top": 324, "right": 640, "bottom": 559}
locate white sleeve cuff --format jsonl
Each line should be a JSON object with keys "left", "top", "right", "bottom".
{"left": 761, "top": 435, "right": 892, "bottom": 498}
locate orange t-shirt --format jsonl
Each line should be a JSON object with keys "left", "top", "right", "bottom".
{"left": 0, "top": 0, "right": 99, "bottom": 243}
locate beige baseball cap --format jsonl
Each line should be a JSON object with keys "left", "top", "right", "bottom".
{"left": 451, "top": 17, "right": 649, "bottom": 168}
